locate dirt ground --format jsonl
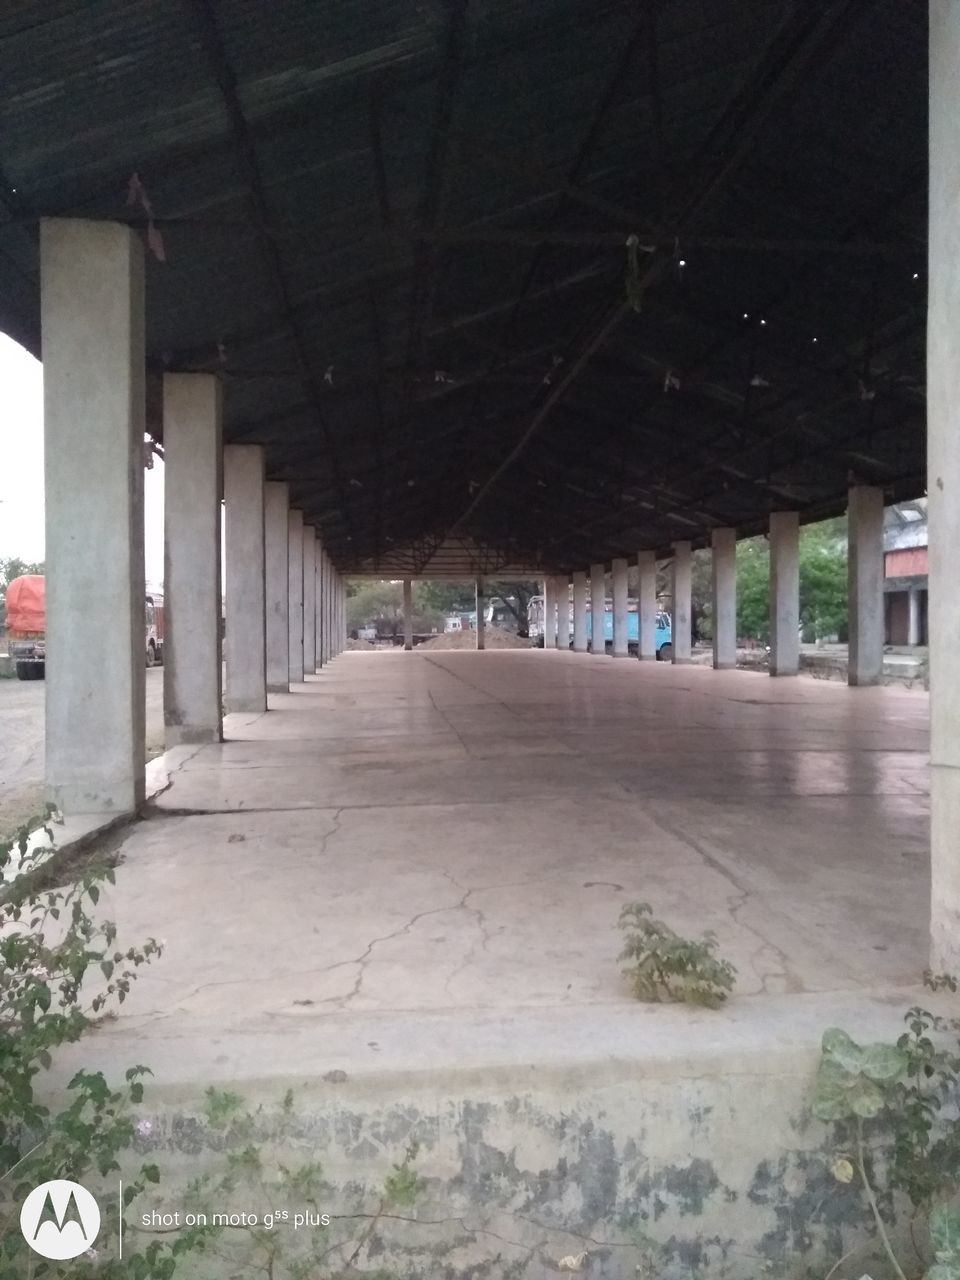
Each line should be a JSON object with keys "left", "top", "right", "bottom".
{"left": 0, "top": 666, "right": 165, "bottom": 841}
{"left": 417, "top": 627, "right": 533, "bottom": 650}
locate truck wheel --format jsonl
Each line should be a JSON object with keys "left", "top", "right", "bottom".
{"left": 16, "top": 660, "right": 43, "bottom": 680}
{"left": 146, "top": 642, "right": 156, "bottom": 668}
{"left": 657, "top": 643, "right": 672, "bottom": 662}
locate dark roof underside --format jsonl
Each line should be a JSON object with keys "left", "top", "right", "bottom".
{"left": 0, "top": 0, "right": 927, "bottom": 573}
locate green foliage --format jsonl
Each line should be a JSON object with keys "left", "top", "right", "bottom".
{"left": 617, "top": 903, "right": 737, "bottom": 1009}
{"left": 734, "top": 519, "right": 849, "bottom": 642}
{"left": 345, "top": 581, "right": 404, "bottom": 635}
{"left": 736, "top": 538, "right": 771, "bottom": 642}
{"left": 0, "top": 813, "right": 199, "bottom": 1279}
{"left": 814, "top": 977, "right": 960, "bottom": 1280}
{"left": 0, "top": 556, "right": 44, "bottom": 595}
{"left": 382, "top": 1142, "right": 424, "bottom": 1208}
{"left": 928, "top": 1204, "right": 960, "bottom": 1280}
{"left": 150, "top": 1094, "right": 425, "bottom": 1277}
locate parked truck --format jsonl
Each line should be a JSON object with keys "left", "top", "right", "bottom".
{"left": 5, "top": 575, "right": 165, "bottom": 679}
{"left": 529, "top": 595, "right": 673, "bottom": 658}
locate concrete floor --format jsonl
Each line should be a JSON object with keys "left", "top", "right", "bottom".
{"left": 87, "top": 650, "right": 930, "bottom": 1044}
{"left": 49, "top": 650, "right": 939, "bottom": 1276}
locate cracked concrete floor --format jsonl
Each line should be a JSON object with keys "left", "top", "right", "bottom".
{"left": 95, "top": 649, "right": 930, "bottom": 1035}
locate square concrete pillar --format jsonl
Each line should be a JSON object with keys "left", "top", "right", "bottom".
{"left": 313, "top": 536, "right": 324, "bottom": 666}
{"left": 612, "top": 558, "right": 629, "bottom": 657}
{"left": 847, "top": 485, "right": 885, "bottom": 687}
{"left": 572, "top": 571, "right": 588, "bottom": 652}
{"left": 323, "top": 553, "right": 331, "bottom": 663}
{"left": 711, "top": 528, "right": 737, "bottom": 670}
{"left": 316, "top": 550, "right": 326, "bottom": 665}
{"left": 223, "top": 444, "right": 267, "bottom": 714}
{"left": 264, "top": 481, "right": 289, "bottom": 693}
{"left": 162, "top": 375, "right": 224, "bottom": 747}
{"left": 403, "top": 578, "right": 413, "bottom": 650}
{"left": 671, "top": 542, "right": 692, "bottom": 664}
{"left": 769, "top": 511, "right": 800, "bottom": 676}
{"left": 637, "top": 550, "right": 658, "bottom": 661}
{"left": 476, "top": 578, "right": 486, "bottom": 650}
{"left": 928, "top": 0, "right": 960, "bottom": 970}
{"left": 589, "top": 563, "right": 606, "bottom": 654}
{"left": 303, "top": 527, "right": 317, "bottom": 675}
{"left": 908, "top": 586, "right": 922, "bottom": 647}
{"left": 543, "top": 577, "right": 557, "bottom": 649}
{"left": 555, "top": 577, "right": 570, "bottom": 649}
{"left": 41, "top": 219, "right": 146, "bottom": 814}
{"left": 288, "top": 509, "right": 304, "bottom": 680}
{"left": 335, "top": 572, "right": 343, "bottom": 655}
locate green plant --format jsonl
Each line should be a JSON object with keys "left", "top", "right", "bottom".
{"left": 0, "top": 811, "right": 205, "bottom": 1278}
{"left": 813, "top": 975, "right": 960, "bottom": 1280}
{"left": 617, "top": 902, "right": 737, "bottom": 1008}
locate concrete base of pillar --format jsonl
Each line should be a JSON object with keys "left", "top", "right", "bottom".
{"left": 931, "top": 764, "right": 960, "bottom": 972}
{"left": 639, "top": 654, "right": 657, "bottom": 662}
{"left": 166, "top": 726, "right": 221, "bottom": 747}
{"left": 713, "top": 661, "right": 737, "bottom": 671}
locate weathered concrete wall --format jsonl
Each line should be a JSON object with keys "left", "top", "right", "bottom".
{"left": 116, "top": 1042, "right": 889, "bottom": 1279}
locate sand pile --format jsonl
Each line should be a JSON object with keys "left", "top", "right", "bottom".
{"left": 417, "top": 628, "right": 533, "bottom": 651}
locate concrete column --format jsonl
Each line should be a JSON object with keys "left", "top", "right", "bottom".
{"left": 288, "top": 510, "right": 304, "bottom": 680}
{"left": 543, "top": 577, "right": 557, "bottom": 649}
{"left": 223, "top": 444, "right": 266, "bottom": 714}
{"left": 908, "top": 587, "right": 921, "bottom": 647}
{"left": 769, "top": 511, "right": 800, "bottom": 676}
{"left": 163, "top": 374, "right": 224, "bottom": 746}
{"left": 589, "top": 563, "right": 606, "bottom": 654}
{"left": 303, "top": 527, "right": 317, "bottom": 675}
{"left": 573, "top": 571, "right": 588, "bottom": 653}
{"left": 612, "top": 558, "right": 629, "bottom": 657}
{"left": 476, "top": 578, "right": 486, "bottom": 650}
{"left": 318, "top": 551, "right": 328, "bottom": 665}
{"left": 637, "top": 550, "right": 658, "bottom": 661}
{"left": 847, "top": 486, "right": 884, "bottom": 687}
{"left": 671, "top": 541, "right": 692, "bottom": 664}
{"left": 264, "top": 481, "right": 289, "bottom": 692}
{"left": 928, "top": 0, "right": 960, "bottom": 969}
{"left": 711, "top": 528, "right": 737, "bottom": 670}
{"left": 41, "top": 218, "right": 146, "bottom": 814}
{"left": 403, "top": 579, "right": 413, "bottom": 651}
{"left": 314, "top": 535, "right": 324, "bottom": 666}
{"left": 555, "top": 578, "right": 569, "bottom": 650}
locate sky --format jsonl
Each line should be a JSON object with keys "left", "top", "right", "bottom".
{"left": 0, "top": 332, "right": 166, "bottom": 584}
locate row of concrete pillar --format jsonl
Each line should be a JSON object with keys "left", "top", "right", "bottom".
{"left": 540, "top": 487, "right": 885, "bottom": 684}
{"left": 41, "top": 218, "right": 346, "bottom": 819}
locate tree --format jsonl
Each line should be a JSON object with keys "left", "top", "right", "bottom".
{"left": 414, "top": 581, "right": 475, "bottom": 615}
{"left": 484, "top": 580, "right": 540, "bottom": 636}
{"left": 734, "top": 521, "right": 848, "bottom": 643}
{"left": 345, "top": 580, "right": 403, "bottom": 637}
{"left": 0, "top": 557, "right": 44, "bottom": 594}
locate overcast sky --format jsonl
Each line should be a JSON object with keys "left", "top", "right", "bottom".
{"left": 0, "top": 332, "right": 166, "bottom": 584}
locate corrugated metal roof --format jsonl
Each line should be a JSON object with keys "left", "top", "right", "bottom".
{"left": 0, "top": 0, "right": 927, "bottom": 574}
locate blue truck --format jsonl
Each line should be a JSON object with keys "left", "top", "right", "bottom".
{"left": 585, "top": 607, "right": 672, "bottom": 658}
{"left": 531, "top": 597, "right": 673, "bottom": 658}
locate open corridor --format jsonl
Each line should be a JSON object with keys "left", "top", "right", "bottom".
{"left": 92, "top": 651, "right": 929, "bottom": 1040}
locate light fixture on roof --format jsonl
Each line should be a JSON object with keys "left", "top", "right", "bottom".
{"left": 742, "top": 312, "right": 749, "bottom": 320}
{"left": 812, "top": 337, "right": 818, "bottom": 343}
{"left": 913, "top": 272, "right": 919, "bottom": 280}
{"left": 678, "top": 258, "right": 686, "bottom": 268}
{"left": 760, "top": 318, "right": 767, "bottom": 326}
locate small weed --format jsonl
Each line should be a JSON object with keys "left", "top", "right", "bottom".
{"left": 617, "top": 902, "right": 736, "bottom": 1008}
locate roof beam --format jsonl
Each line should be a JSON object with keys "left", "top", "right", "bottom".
{"left": 187, "top": 0, "right": 350, "bottom": 524}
